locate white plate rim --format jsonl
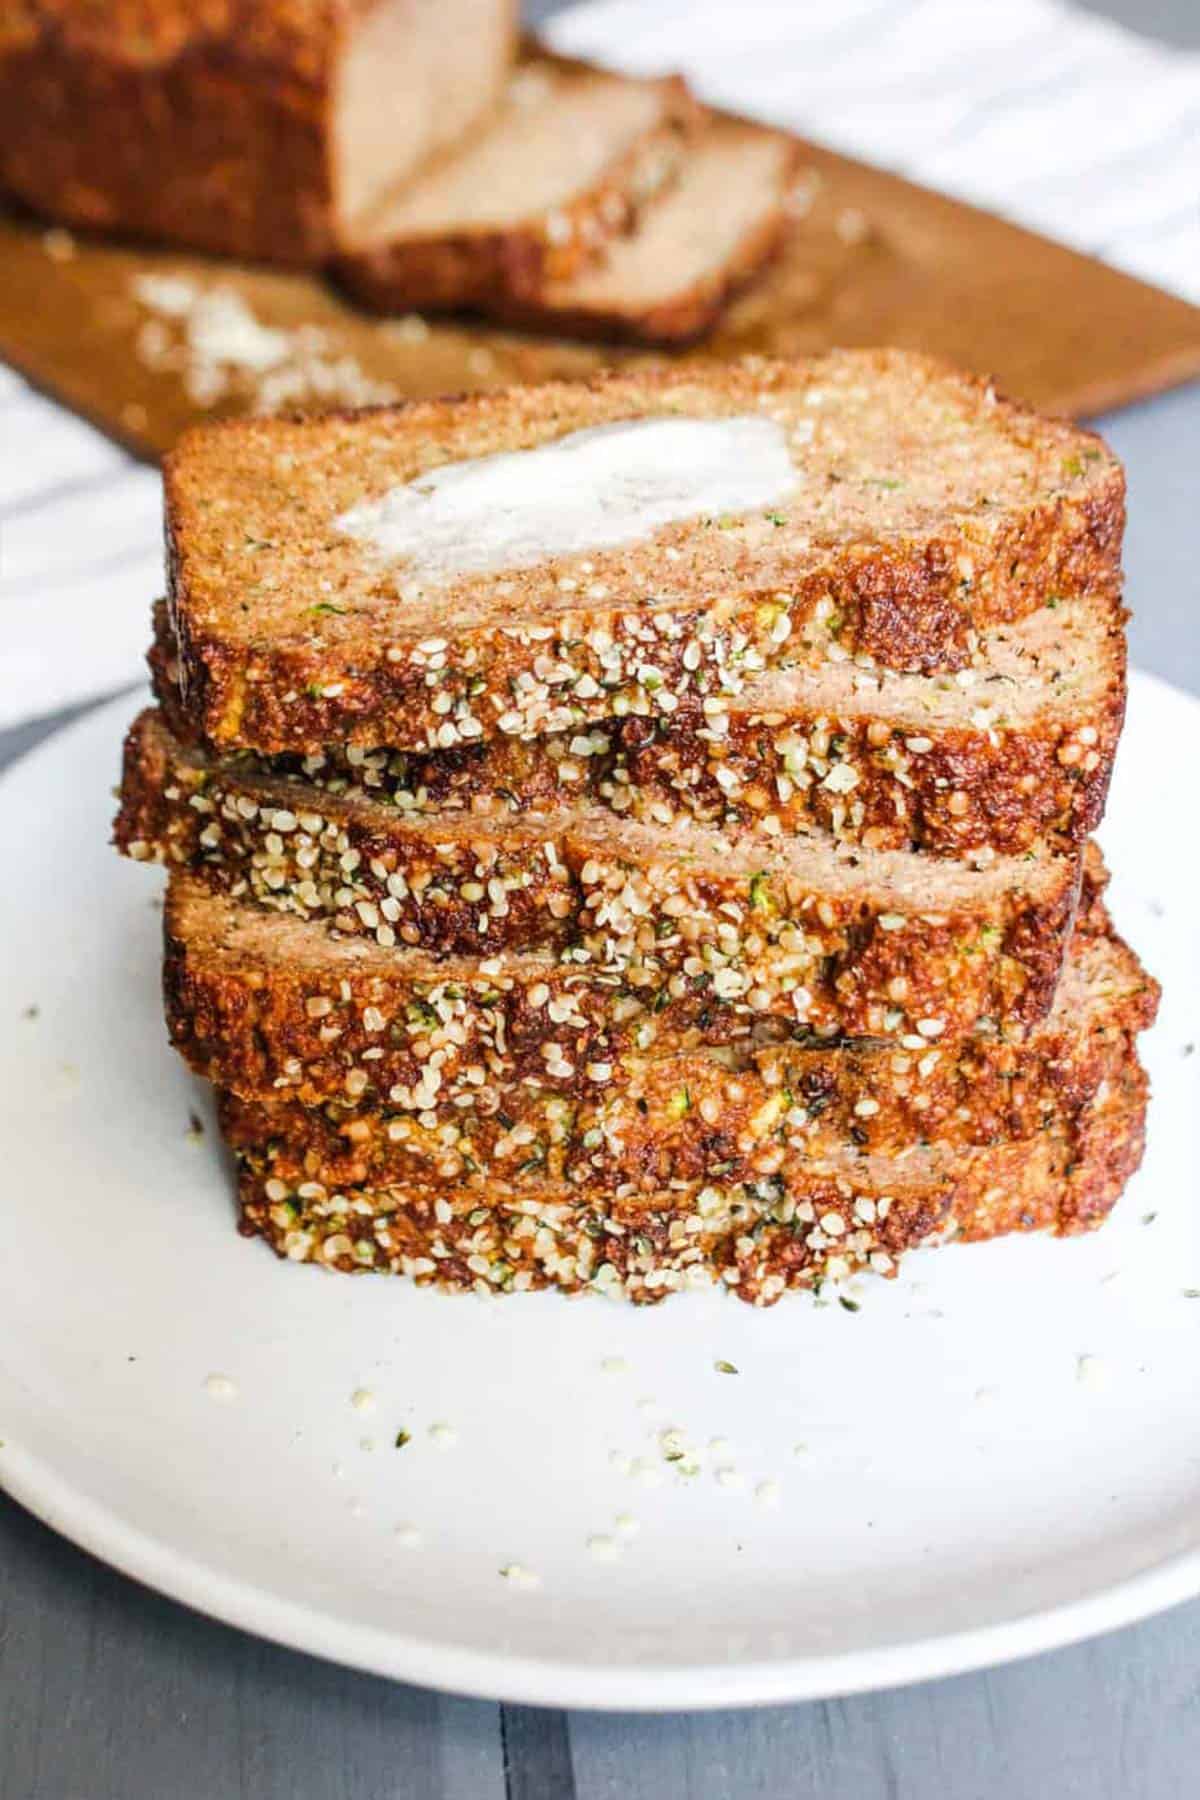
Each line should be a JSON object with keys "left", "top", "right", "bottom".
{"left": 1, "top": 666, "right": 1198, "bottom": 1714}
{"left": 3, "top": 1426, "right": 1200, "bottom": 1711}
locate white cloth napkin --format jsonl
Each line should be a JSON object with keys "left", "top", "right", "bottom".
{"left": 2, "top": 0, "right": 1197, "bottom": 734}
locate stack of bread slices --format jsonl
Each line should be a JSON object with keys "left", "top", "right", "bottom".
{"left": 115, "top": 349, "right": 1158, "bottom": 1306}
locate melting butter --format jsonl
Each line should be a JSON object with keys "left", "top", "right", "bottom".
{"left": 335, "top": 414, "right": 796, "bottom": 584}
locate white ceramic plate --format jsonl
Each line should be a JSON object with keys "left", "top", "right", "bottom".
{"left": 1, "top": 672, "right": 1198, "bottom": 1712}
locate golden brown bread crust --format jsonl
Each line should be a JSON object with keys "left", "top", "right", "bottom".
{"left": 610, "top": 682, "right": 1121, "bottom": 854}
{"left": 232, "top": 1054, "right": 1149, "bottom": 1304}
{"left": 946, "top": 1061, "right": 1149, "bottom": 1241}
{"left": 0, "top": 2, "right": 375, "bottom": 69}
{"left": 214, "top": 921, "right": 1159, "bottom": 1192}
{"left": 161, "top": 353, "right": 1126, "bottom": 754}
{"left": 337, "top": 76, "right": 700, "bottom": 311}
{"left": 0, "top": 2, "right": 351, "bottom": 263}
{"left": 237, "top": 1153, "right": 954, "bottom": 1304}
{"left": 160, "top": 848, "right": 1112, "bottom": 1113}
{"left": 0, "top": 1, "right": 519, "bottom": 265}
{"left": 164, "top": 882, "right": 773, "bottom": 1106}
{"left": 145, "top": 590, "right": 1126, "bottom": 857}
{"left": 127, "top": 717, "right": 1083, "bottom": 1041}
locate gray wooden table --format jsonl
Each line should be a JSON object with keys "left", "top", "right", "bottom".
{"left": 3, "top": 4, "right": 1199, "bottom": 1794}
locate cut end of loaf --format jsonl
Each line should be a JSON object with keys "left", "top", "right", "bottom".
{"left": 333, "top": 0, "right": 520, "bottom": 234}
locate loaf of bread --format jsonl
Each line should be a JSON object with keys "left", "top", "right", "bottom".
{"left": 0, "top": 0, "right": 518, "bottom": 264}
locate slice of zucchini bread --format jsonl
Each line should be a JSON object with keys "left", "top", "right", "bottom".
{"left": 217, "top": 915, "right": 1158, "bottom": 1193}
{"left": 480, "top": 115, "right": 800, "bottom": 345}
{"left": 143, "top": 584, "right": 1124, "bottom": 857}
{"left": 132, "top": 744, "right": 1084, "bottom": 1039}
{"left": 232, "top": 1060, "right": 1149, "bottom": 1306}
{"left": 162, "top": 851, "right": 1117, "bottom": 1116}
{"left": 161, "top": 352, "right": 1124, "bottom": 753}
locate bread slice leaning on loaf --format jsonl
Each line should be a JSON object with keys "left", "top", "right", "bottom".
{"left": 0, "top": 0, "right": 518, "bottom": 265}
{"left": 337, "top": 60, "right": 699, "bottom": 309}
{"left": 485, "top": 117, "right": 802, "bottom": 345}
{"left": 161, "top": 352, "right": 1125, "bottom": 755}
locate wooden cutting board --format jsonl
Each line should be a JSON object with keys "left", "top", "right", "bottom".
{"left": 3, "top": 105, "right": 1199, "bottom": 461}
